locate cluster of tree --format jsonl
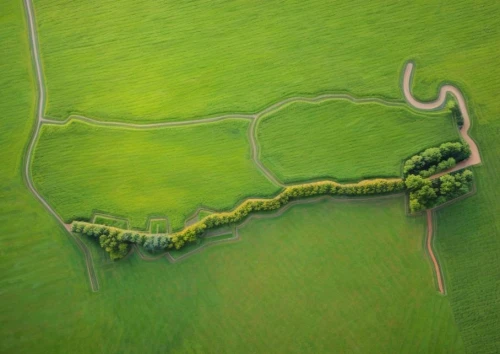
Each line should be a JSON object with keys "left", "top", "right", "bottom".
{"left": 447, "top": 100, "right": 464, "bottom": 128}
{"left": 71, "top": 179, "right": 405, "bottom": 259}
{"left": 405, "top": 169, "right": 473, "bottom": 213}
{"left": 403, "top": 141, "right": 471, "bottom": 178}
{"left": 71, "top": 222, "right": 134, "bottom": 260}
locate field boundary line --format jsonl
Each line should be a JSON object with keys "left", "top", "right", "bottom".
{"left": 22, "top": 0, "right": 99, "bottom": 292}
{"left": 129, "top": 194, "right": 404, "bottom": 263}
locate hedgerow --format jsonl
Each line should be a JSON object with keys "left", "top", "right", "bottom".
{"left": 72, "top": 179, "right": 405, "bottom": 260}
{"left": 403, "top": 141, "right": 471, "bottom": 178}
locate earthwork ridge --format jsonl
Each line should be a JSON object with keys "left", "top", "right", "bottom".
{"left": 23, "top": 0, "right": 481, "bottom": 293}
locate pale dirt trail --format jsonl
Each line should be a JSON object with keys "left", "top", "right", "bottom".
{"left": 426, "top": 210, "right": 444, "bottom": 294}
{"left": 23, "top": 0, "right": 99, "bottom": 292}
{"left": 403, "top": 62, "right": 481, "bottom": 179}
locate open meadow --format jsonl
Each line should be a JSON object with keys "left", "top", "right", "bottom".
{"left": 257, "top": 99, "right": 459, "bottom": 182}
{"left": 32, "top": 0, "right": 499, "bottom": 123}
{"left": 1, "top": 0, "right": 500, "bottom": 352}
{"left": 32, "top": 119, "right": 279, "bottom": 230}
{"left": 3, "top": 189, "right": 467, "bottom": 352}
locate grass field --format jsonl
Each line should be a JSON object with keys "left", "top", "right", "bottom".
{"left": 31, "top": 119, "right": 279, "bottom": 230}
{"left": 258, "top": 100, "right": 459, "bottom": 182}
{"left": 3, "top": 0, "right": 500, "bottom": 352}
{"left": 434, "top": 122, "right": 500, "bottom": 353}
{"left": 149, "top": 219, "right": 168, "bottom": 234}
{"left": 94, "top": 215, "right": 128, "bottom": 229}
{"left": 32, "top": 0, "right": 500, "bottom": 123}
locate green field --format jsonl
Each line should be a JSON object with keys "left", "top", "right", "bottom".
{"left": 3, "top": 0, "right": 500, "bottom": 352}
{"left": 31, "top": 119, "right": 279, "bottom": 230}
{"left": 149, "top": 219, "right": 168, "bottom": 234}
{"left": 94, "top": 215, "right": 128, "bottom": 229}
{"left": 32, "top": 0, "right": 498, "bottom": 124}
{"left": 258, "top": 99, "right": 459, "bottom": 182}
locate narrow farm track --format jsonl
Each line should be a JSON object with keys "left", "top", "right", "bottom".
{"left": 22, "top": 0, "right": 100, "bottom": 292}
{"left": 40, "top": 93, "right": 410, "bottom": 188}
{"left": 403, "top": 62, "right": 482, "bottom": 177}
{"left": 426, "top": 210, "right": 445, "bottom": 294}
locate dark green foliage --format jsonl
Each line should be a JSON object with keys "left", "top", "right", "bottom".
{"left": 71, "top": 222, "right": 149, "bottom": 260}
{"left": 448, "top": 100, "right": 464, "bottom": 128}
{"left": 403, "top": 141, "right": 471, "bottom": 177}
{"left": 407, "top": 169, "right": 473, "bottom": 213}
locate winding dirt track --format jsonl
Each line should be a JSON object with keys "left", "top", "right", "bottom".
{"left": 426, "top": 210, "right": 444, "bottom": 294}
{"left": 22, "top": 0, "right": 480, "bottom": 294}
{"left": 403, "top": 62, "right": 482, "bottom": 177}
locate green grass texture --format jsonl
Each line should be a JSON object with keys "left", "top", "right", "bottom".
{"left": 32, "top": 0, "right": 499, "bottom": 123}
{"left": 3, "top": 0, "right": 500, "bottom": 352}
{"left": 258, "top": 100, "right": 459, "bottom": 182}
{"left": 31, "top": 119, "right": 280, "bottom": 230}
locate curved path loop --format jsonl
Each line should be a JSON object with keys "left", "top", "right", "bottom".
{"left": 403, "top": 62, "right": 482, "bottom": 178}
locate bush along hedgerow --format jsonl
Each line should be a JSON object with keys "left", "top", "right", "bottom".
{"left": 405, "top": 169, "right": 473, "bottom": 213}
{"left": 403, "top": 141, "right": 471, "bottom": 178}
{"left": 71, "top": 179, "right": 405, "bottom": 260}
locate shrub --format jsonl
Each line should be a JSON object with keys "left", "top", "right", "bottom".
{"left": 447, "top": 100, "right": 464, "bottom": 128}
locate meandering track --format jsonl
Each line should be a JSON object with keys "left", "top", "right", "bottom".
{"left": 22, "top": 0, "right": 481, "bottom": 294}
{"left": 403, "top": 62, "right": 482, "bottom": 176}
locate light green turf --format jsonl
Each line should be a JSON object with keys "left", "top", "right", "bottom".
{"left": 4, "top": 0, "right": 500, "bottom": 352}
{"left": 434, "top": 121, "right": 500, "bottom": 353}
{"left": 32, "top": 0, "right": 500, "bottom": 123}
{"left": 258, "top": 100, "right": 459, "bottom": 182}
{"left": 79, "top": 197, "right": 463, "bottom": 353}
{"left": 94, "top": 215, "right": 128, "bottom": 229}
{"left": 149, "top": 219, "right": 168, "bottom": 234}
{"left": 197, "top": 210, "right": 213, "bottom": 221}
{"left": 31, "top": 119, "right": 279, "bottom": 230}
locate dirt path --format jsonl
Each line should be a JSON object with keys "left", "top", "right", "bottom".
{"left": 426, "top": 210, "right": 445, "bottom": 294}
{"left": 23, "top": 0, "right": 478, "bottom": 295}
{"left": 403, "top": 62, "right": 481, "bottom": 179}
{"left": 23, "top": 0, "right": 99, "bottom": 292}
